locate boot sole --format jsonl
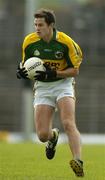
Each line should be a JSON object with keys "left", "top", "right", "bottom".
{"left": 70, "top": 159, "right": 84, "bottom": 177}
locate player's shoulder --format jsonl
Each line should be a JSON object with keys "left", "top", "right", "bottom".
{"left": 57, "top": 31, "right": 73, "bottom": 44}
{"left": 23, "top": 32, "right": 40, "bottom": 49}
{"left": 57, "top": 31, "right": 81, "bottom": 50}
{"left": 24, "top": 32, "right": 39, "bottom": 41}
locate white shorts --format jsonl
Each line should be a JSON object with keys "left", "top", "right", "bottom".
{"left": 33, "top": 77, "right": 75, "bottom": 108}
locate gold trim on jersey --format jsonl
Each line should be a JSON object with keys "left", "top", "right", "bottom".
{"left": 22, "top": 33, "right": 40, "bottom": 63}
{"left": 56, "top": 32, "right": 83, "bottom": 68}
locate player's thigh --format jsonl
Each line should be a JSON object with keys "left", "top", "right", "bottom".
{"left": 34, "top": 104, "right": 54, "bottom": 132}
{"left": 57, "top": 97, "right": 75, "bottom": 123}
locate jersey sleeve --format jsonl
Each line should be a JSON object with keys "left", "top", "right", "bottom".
{"left": 22, "top": 39, "right": 26, "bottom": 64}
{"left": 68, "top": 39, "right": 83, "bottom": 68}
{"left": 57, "top": 32, "right": 83, "bottom": 69}
{"left": 22, "top": 34, "right": 32, "bottom": 64}
{"left": 22, "top": 33, "right": 40, "bottom": 64}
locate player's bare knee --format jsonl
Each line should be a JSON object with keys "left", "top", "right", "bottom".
{"left": 62, "top": 119, "right": 76, "bottom": 132}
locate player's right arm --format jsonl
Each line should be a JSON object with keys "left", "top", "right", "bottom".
{"left": 16, "top": 33, "right": 38, "bottom": 79}
{"left": 16, "top": 34, "right": 34, "bottom": 79}
{"left": 22, "top": 33, "right": 40, "bottom": 64}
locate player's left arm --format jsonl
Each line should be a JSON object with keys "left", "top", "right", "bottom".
{"left": 56, "top": 39, "right": 83, "bottom": 78}
{"left": 56, "top": 67, "right": 79, "bottom": 78}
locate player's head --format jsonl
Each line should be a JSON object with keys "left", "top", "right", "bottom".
{"left": 34, "top": 8, "right": 56, "bottom": 27}
{"left": 34, "top": 8, "right": 56, "bottom": 39}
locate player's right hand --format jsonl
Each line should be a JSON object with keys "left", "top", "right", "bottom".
{"left": 16, "top": 62, "right": 28, "bottom": 79}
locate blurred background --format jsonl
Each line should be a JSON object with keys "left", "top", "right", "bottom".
{"left": 0, "top": 0, "right": 105, "bottom": 142}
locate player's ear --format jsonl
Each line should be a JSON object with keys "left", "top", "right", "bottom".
{"left": 50, "top": 22, "right": 55, "bottom": 28}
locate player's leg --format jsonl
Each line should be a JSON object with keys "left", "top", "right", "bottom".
{"left": 57, "top": 97, "right": 84, "bottom": 177}
{"left": 34, "top": 104, "right": 54, "bottom": 142}
{"left": 34, "top": 104, "right": 59, "bottom": 159}
{"left": 57, "top": 97, "right": 81, "bottom": 159}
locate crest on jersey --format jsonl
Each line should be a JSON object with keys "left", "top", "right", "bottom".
{"left": 34, "top": 50, "right": 40, "bottom": 56}
{"left": 55, "top": 51, "right": 63, "bottom": 59}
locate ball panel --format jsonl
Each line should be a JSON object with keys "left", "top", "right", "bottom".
{"left": 24, "top": 57, "right": 45, "bottom": 80}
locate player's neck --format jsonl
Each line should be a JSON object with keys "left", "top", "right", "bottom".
{"left": 43, "top": 29, "right": 53, "bottom": 43}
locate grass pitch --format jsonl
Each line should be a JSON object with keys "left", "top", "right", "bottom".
{"left": 0, "top": 143, "right": 105, "bottom": 180}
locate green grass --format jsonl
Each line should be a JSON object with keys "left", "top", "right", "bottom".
{"left": 0, "top": 143, "right": 105, "bottom": 180}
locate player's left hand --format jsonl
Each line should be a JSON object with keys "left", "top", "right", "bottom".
{"left": 34, "top": 64, "right": 57, "bottom": 81}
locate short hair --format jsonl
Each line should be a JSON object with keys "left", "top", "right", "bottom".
{"left": 34, "top": 8, "right": 56, "bottom": 26}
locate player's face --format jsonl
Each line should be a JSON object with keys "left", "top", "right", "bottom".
{"left": 34, "top": 18, "right": 52, "bottom": 40}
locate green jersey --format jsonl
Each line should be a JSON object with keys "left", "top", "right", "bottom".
{"left": 22, "top": 30, "right": 83, "bottom": 81}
